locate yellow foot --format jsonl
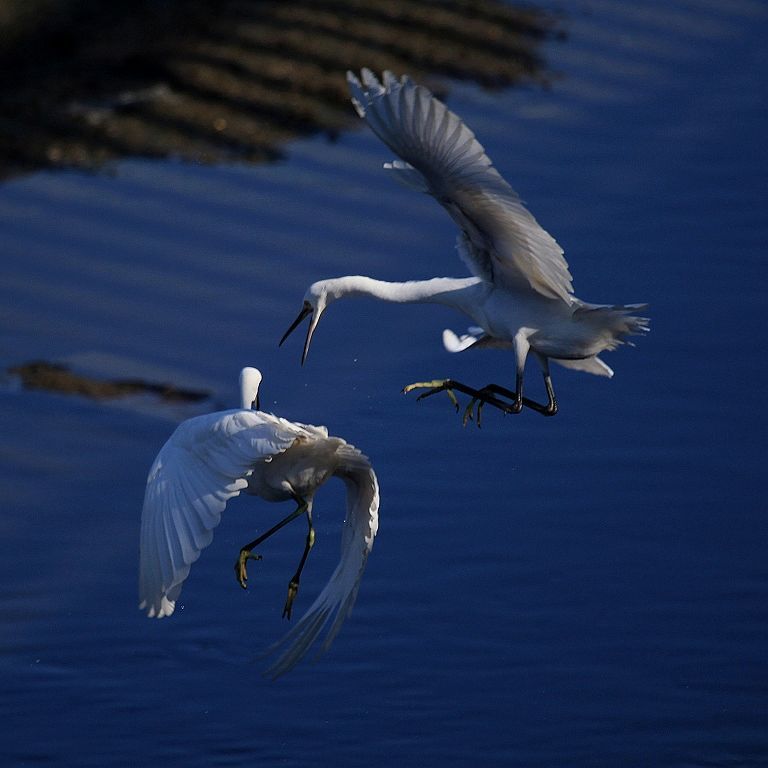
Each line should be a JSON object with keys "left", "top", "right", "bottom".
{"left": 234, "top": 549, "right": 262, "bottom": 590}
{"left": 402, "top": 380, "right": 460, "bottom": 410}
{"left": 404, "top": 380, "right": 486, "bottom": 427}
{"left": 462, "top": 397, "right": 486, "bottom": 428}
{"left": 282, "top": 579, "right": 299, "bottom": 620}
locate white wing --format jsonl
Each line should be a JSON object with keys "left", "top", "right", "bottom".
{"left": 552, "top": 356, "right": 613, "bottom": 377}
{"left": 264, "top": 443, "right": 380, "bottom": 678}
{"left": 138, "top": 409, "right": 300, "bottom": 618}
{"left": 348, "top": 68, "right": 573, "bottom": 302}
{"left": 442, "top": 326, "right": 514, "bottom": 353}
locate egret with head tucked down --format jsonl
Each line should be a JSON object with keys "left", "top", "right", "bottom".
{"left": 138, "top": 366, "right": 379, "bottom": 677}
{"left": 281, "top": 69, "right": 649, "bottom": 424}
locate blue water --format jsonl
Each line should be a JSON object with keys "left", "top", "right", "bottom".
{"left": 1, "top": 1, "right": 766, "bottom": 766}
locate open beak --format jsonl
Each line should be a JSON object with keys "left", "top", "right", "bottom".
{"left": 279, "top": 301, "right": 318, "bottom": 365}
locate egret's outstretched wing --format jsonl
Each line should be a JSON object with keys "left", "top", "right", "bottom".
{"left": 139, "top": 410, "right": 299, "bottom": 618}
{"left": 348, "top": 68, "right": 573, "bottom": 302}
{"left": 265, "top": 443, "right": 379, "bottom": 678}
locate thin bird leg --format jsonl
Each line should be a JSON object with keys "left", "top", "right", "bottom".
{"left": 403, "top": 379, "right": 512, "bottom": 411}
{"left": 282, "top": 506, "right": 315, "bottom": 620}
{"left": 531, "top": 353, "right": 558, "bottom": 416}
{"left": 234, "top": 496, "right": 308, "bottom": 590}
{"left": 468, "top": 337, "right": 557, "bottom": 418}
{"left": 462, "top": 382, "right": 516, "bottom": 428}
{"left": 543, "top": 373, "right": 558, "bottom": 415}
{"left": 462, "top": 380, "right": 521, "bottom": 427}
{"left": 403, "top": 379, "right": 545, "bottom": 418}
{"left": 471, "top": 383, "right": 557, "bottom": 418}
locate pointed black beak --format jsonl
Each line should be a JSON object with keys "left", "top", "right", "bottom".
{"left": 279, "top": 302, "right": 311, "bottom": 346}
{"left": 279, "top": 301, "right": 315, "bottom": 365}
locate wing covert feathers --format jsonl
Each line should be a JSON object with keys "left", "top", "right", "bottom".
{"left": 138, "top": 410, "right": 299, "bottom": 618}
{"left": 348, "top": 68, "right": 574, "bottom": 302}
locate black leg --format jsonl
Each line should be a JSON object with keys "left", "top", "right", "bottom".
{"left": 542, "top": 372, "right": 558, "bottom": 416}
{"left": 234, "top": 496, "right": 308, "bottom": 590}
{"left": 282, "top": 506, "right": 315, "bottom": 620}
{"left": 403, "top": 378, "right": 555, "bottom": 422}
{"left": 476, "top": 382, "right": 556, "bottom": 417}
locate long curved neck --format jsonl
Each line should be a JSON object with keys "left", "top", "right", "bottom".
{"left": 319, "top": 275, "right": 485, "bottom": 313}
{"left": 239, "top": 367, "right": 262, "bottom": 410}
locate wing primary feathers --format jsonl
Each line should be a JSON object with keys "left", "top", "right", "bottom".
{"left": 138, "top": 409, "right": 297, "bottom": 619}
{"left": 348, "top": 68, "right": 574, "bottom": 302}
{"left": 262, "top": 444, "right": 379, "bottom": 678}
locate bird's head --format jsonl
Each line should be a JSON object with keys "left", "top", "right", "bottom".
{"left": 239, "top": 366, "right": 262, "bottom": 410}
{"left": 279, "top": 282, "right": 332, "bottom": 364}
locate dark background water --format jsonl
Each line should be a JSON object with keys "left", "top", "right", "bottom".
{"left": 1, "top": 1, "right": 766, "bottom": 766}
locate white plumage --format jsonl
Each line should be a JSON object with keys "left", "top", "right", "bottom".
{"left": 280, "top": 69, "right": 649, "bottom": 420}
{"left": 348, "top": 69, "right": 573, "bottom": 303}
{"left": 138, "top": 367, "right": 379, "bottom": 676}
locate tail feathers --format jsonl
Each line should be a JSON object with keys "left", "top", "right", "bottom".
{"left": 263, "top": 518, "right": 374, "bottom": 679}
{"left": 574, "top": 302, "right": 650, "bottom": 349}
{"left": 552, "top": 356, "right": 614, "bottom": 377}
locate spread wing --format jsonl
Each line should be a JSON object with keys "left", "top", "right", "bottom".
{"left": 264, "top": 442, "right": 380, "bottom": 678}
{"left": 348, "top": 68, "right": 573, "bottom": 302}
{"left": 138, "top": 409, "right": 299, "bottom": 618}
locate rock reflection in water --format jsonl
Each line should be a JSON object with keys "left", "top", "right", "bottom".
{"left": 7, "top": 361, "right": 210, "bottom": 402}
{"left": 0, "top": 0, "right": 562, "bottom": 178}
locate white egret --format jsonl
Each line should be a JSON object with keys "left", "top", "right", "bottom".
{"left": 280, "top": 69, "right": 649, "bottom": 423}
{"left": 138, "top": 366, "right": 379, "bottom": 677}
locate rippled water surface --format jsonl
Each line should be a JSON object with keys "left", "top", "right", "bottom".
{"left": 1, "top": 1, "right": 766, "bottom": 766}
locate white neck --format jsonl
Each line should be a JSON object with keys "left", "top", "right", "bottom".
{"left": 317, "top": 275, "right": 485, "bottom": 313}
{"left": 239, "top": 367, "right": 262, "bottom": 409}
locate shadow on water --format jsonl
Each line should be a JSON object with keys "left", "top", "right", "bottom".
{"left": 6, "top": 361, "right": 211, "bottom": 402}
{"left": 0, "top": 0, "right": 563, "bottom": 179}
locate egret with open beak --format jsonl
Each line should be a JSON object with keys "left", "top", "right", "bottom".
{"left": 277, "top": 69, "right": 648, "bottom": 423}
{"left": 279, "top": 287, "right": 330, "bottom": 364}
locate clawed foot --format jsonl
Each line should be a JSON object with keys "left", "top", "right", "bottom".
{"left": 402, "top": 380, "right": 460, "bottom": 410}
{"left": 282, "top": 579, "right": 300, "bottom": 620}
{"left": 234, "top": 549, "right": 263, "bottom": 590}
{"left": 461, "top": 396, "right": 488, "bottom": 428}
{"left": 403, "top": 379, "right": 523, "bottom": 427}
{"left": 235, "top": 551, "right": 301, "bottom": 619}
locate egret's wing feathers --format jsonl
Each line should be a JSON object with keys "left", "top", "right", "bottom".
{"left": 265, "top": 443, "right": 379, "bottom": 678}
{"left": 348, "top": 68, "right": 573, "bottom": 302}
{"left": 289, "top": 421, "right": 329, "bottom": 440}
{"left": 552, "top": 356, "right": 614, "bottom": 377}
{"left": 442, "top": 326, "right": 514, "bottom": 353}
{"left": 139, "top": 410, "right": 299, "bottom": 618}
